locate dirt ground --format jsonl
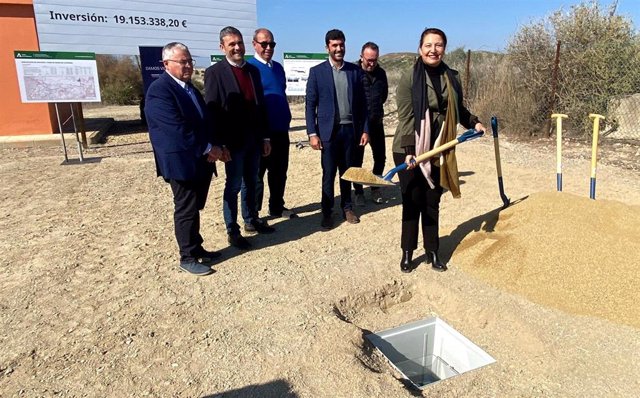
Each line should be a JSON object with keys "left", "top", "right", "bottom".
{"left": 1, "top": 104, "right": 639, "bottom": 397}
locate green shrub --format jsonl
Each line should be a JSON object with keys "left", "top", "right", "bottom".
{"left": 503, "top": 1, "right": 640, "bottom": 137}
{"left": 96, "top": 55, "right": 143, "bottom": 105}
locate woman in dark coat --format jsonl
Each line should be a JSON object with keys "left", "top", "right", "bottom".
{"left": 392, "top": 27, "right": 486, "bottom": 273}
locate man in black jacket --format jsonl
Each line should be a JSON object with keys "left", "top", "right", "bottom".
{"left": 355, "top": 42, "right": 389, "bottom": 204}
{"left": 204, "top": 26, "right": 275, "bottom": 250}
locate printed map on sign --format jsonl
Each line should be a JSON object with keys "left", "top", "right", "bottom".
{"left": 23, "top": 64, "right": 97, "bottom": 102}
{"left": 14, "top": 51, "right": 101, "bottom": 103}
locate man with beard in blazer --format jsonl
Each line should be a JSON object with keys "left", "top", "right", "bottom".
{"left": 145, "top": 42, "right": 225, "bottom": 276}
{"left": 305, "top": 29, "right": 369, "bottom": 230}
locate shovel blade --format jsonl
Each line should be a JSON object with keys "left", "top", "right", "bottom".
{"left": 341, "top": 167, "right": 395, "bottom": 187}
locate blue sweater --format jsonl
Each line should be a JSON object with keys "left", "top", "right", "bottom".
{"left": 247, "top": 57, "right": 292, "bottom": 133}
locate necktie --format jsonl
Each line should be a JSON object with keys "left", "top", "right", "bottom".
{"left": 185, "top": 84, "right": 203, "bottom": 118}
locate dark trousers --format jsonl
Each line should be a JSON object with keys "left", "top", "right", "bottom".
{"left": 393, "top": 152, "right": 443, "bottom": 252}
{"left": 256, "top": 132, "right": 290, "bottom": 215}
{"left": 229, "top": 140, "right": 261, "bottom": 235}
{"left": 354, "top": 119, "right": 386, "bottom": 194}
{"left": 321, "top": 123, "right": 357, "bottom": 216}
{"left": 169, "top": 175, "right": 212, "bottom": 262}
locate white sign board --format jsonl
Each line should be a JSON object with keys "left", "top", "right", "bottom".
{"left": 14, "top": 51, "right": 101, "bottom": 103}
{"left": 282, "top": 53, "right": 327, "bottom": 96}
{"left": 32, "top": 0, "right": 257, "bottom": 57}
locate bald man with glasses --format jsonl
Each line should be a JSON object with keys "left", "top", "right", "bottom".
{"left": 246, "top": 28, "right": 295, "bottom": 221}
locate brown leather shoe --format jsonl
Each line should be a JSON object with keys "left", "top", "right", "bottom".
{"left": 343, "top": 209, "right": 360, "bottom": 224}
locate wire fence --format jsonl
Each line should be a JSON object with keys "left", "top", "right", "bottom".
{"left": 604, "top": 93, "right": 640, "bottom": 140}
{"left": 460, "top": 42, "right": 640, "bottom": 141}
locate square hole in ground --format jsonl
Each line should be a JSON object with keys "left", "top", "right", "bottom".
{"left": 366, "top": 317, "right": 495, "bottom": 389}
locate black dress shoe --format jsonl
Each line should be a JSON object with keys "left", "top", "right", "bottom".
{"left": 426, "top": 251, "right": 447, "bottom": 272}
{"left": 228, "top": 234, "right": 251, "bottom": 250}
{"left": 401, "top": 250, "right": 413, "bottom": 273}
{"left": 244, "top": 219, "right": 275, "bottom": 234}
{"left": 194, "top": 248, "right": 222, "bottom": 264}
{"left": 320, "top": 214, "right": 334, "bottom": 230}
{"left": 269, "top": 207, "right": 299, "bottom": 219}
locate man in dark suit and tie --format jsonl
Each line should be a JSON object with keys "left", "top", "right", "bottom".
{"left": 305, "top": 29, "right": 369, "bottom": 230}
{"left": 145, "top": 42, "right": 225, "bottom": 276}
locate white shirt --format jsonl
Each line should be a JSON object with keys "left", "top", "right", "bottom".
{"left": 226, "top": 57, "right": 246, "bottom": 68}
{"left": 253, "top": 54, "right": 272, "bottom": 68}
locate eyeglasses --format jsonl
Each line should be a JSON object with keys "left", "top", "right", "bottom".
{"left": 257, "top": 41, "right": 276, "bottom": 49}
{"left": 166, "top": 59, "right": 195, "bottom": 66}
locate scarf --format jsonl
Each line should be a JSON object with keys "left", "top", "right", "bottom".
{"left": 411, "top": 60, "right": 461, "bottom": 198}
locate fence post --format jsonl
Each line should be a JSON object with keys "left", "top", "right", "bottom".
{"left": 464, "top": 49, "right": 471, "bottom": 102}
{"left": 544, "top": 40, "right": 562, "bottom": 137}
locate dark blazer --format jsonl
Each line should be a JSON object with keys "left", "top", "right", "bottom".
{"left": 305, "top": 60, "right": 369, "bottom": 142}
{"left": 204, "top": 60, "right": 268, "bottom": 150}
{"left": 145, "top": 71, "right": 216, "bottom": 181}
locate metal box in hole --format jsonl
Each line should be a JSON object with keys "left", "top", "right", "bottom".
{"left": 366, "top": 317, "right": 495, "bottom": 389}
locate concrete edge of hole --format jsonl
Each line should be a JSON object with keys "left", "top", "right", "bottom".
{"left": 366, "top": 316, "right": 496, "bottom": 389}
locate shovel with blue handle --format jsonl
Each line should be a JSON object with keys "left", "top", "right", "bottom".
{"left": 341, "top": 129, "right": 484, "bottom": 187}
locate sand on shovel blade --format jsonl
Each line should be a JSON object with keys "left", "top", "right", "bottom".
{"left": 341, "top": 167, "right": 395, "bottom": 187}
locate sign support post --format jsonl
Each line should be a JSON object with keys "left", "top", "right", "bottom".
{"left": 54, "top": 103, "right": 69, "bottom": 162}
{"left": 69, "top": 103, "right": 85, "bottom": 161}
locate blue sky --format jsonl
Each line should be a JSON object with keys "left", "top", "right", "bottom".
{"left": 257, "top": 0, "right": 639, "bottom": 58}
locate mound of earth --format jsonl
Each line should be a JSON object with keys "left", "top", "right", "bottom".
{"left": 455, "top": 191, "right": 640, "bottom": 328}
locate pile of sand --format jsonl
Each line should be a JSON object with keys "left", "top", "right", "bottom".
{"left": 456, "top": 191, "right": 640, "bottom": 328}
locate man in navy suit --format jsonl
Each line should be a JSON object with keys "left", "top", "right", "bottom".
{"left": 305, "top": 29, "right": 369, "bottom": 230}
{"left": 145, "top": 42, "right": 226, "bottom": 276}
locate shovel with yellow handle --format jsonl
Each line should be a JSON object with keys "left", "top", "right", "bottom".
{"left": 551, "top": 113, "right": 568, "bottom": 192}
{"left": 588, "top": 113, "right": 605, "bottom": 200}
{"left": 341, "top": 129, "right": 484, "bottom": 187}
